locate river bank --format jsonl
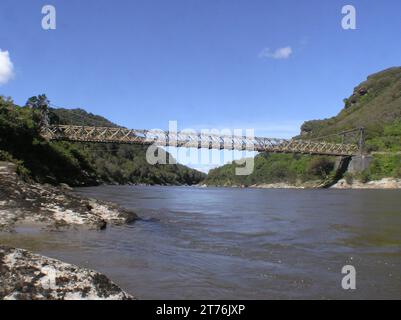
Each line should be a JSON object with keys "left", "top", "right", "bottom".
{"left": 201, "top": 177, "right": 401, "bottom": 190}
{"left": 331, "top": 177, "right": 401, "bottom": 189}
{"left": 252, "top": 177, "right": 401, "bottom": 189}
{"left": 0, "top": 162, "right": 138, "bottom": 232}
{"left": 0, "top": 161, "right": 138, "bottom": 299}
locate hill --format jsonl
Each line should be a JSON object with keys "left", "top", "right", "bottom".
{"left": 205, "top": 153, "right": 335, "bottom": 187}
{"left": 204, "top": 67, "right": 401, "bottom": 187}
{"left": 50, "top": 107, "right": 206, "bottom": 186}
{"left": 0, "top": 96, "right": 205, "bottom": 186}
{"left": 300, "top": 67, "right": 401, "bottom": 148}
{"left": 50, "top": 107, "right": 118, "bottom": 127}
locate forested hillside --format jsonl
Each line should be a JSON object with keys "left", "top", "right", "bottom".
{"left": 205, "top": 153, "right": 335, "bottom": 187}
{"left": 0, "top": 96, "right": 205, "bottom": 186}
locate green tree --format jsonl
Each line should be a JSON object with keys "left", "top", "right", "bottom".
{"left": 308, "top": 157, "right": 335, "bottom": 178}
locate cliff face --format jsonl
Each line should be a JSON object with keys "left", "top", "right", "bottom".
{"left": 300, "top": 67, "right": 401, "bottom": 139}
{"left": 0, "top": 246, "right": 134, "bottom": 300}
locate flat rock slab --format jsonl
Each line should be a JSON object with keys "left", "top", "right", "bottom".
{"left": 0, "top": 246, "right": 134, "bottom": 300}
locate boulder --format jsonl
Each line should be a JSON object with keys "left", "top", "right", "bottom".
{"left": 0, "top": 246, "right": 134, "bottom": 300}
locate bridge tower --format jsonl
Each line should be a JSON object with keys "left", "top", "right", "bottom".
{"left": 348, "top": 127, "right": 372, "bottom": 173}
{"left": 358, "top": 127, "right": 366, "bottom": 155}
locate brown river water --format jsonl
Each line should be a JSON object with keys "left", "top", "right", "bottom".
{"left": 1, "top": 186, "right": 401, "bottom": 299}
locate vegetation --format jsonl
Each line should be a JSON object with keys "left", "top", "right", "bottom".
{"left": 359, "top": 120, "right": 401, "bottom": 181}
{"left": 205, "top": 67, "right": 401, "bottom": 186}
{"left": 0, "top": 96, "right": 205, "bottom": 186}
{"left": 366, "top": 153, "right": 401, "bottom": 180}
{"left": 300, "top": 67, "right": 401, "bottom": 145}
{"left": 1, "top": 67, "right": 400, "bottom": 188}
{"left": 50, "top": 107, "right": 118, "bottom": 127}
{"left": 205, "top": 154, "right": 336, "bottom": 187}
{"left": 365, "top": 120, "right": 401, "bottom": 152}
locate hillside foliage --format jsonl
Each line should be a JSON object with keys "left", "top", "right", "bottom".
{"left": 205, "top": 67, "right": 401, "bottom": 186}
{"left": 0, "top": 96, "right": 205, "bottom": 186}
{"left": 205, "top": 153, "right": 336, "bottom": 187}
{"left": 300, "top": 67, "right": 401, "bottom": 145}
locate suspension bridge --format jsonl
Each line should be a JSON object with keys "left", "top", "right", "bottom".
{"left": 40, "top": 125, "right": 365, "bottom": 157}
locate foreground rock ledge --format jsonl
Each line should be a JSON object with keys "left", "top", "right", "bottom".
{"left": 0, "top": 246, "right": 134, "bottom": 300}
{"left": 0, "top": 161, "right": 138, "bottom": 231}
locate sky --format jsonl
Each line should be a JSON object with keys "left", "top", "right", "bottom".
{"left": 1, "top": 0, "right": 401, "bottom": 171}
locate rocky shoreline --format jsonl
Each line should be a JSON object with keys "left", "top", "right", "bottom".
{"left": 0, "top": 162, "right": 138, "bottom": 232}
{"left": 0, "top": 161, "right": 138, "bottom": 299}
{"left": 201, "top": 178, "right": 401, "bottom": 190}
{"left": 251, "top": 178, "right": 401, "bottom": 189}
{"left": 331, "top": 177, "right": 401, "bottom": 189}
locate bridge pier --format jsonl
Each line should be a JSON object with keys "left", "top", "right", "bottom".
{"left": 347, "top": 155, "right": 373, "bottom": 173}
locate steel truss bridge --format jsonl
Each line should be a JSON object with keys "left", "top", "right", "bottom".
{"left": 41, "top": 125, "right": 365, "bottom": 156}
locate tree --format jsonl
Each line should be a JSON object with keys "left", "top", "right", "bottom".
{"left": 25, "top": 94, "right": 50, "bottom": 128}
{"left": 26, "top": 94, "right": 49, "bottom": 110}
{"left": 308, "top": 157, "right": 335, "bottom": 178}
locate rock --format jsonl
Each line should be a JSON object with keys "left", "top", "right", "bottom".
{"left": 249, "top": 183, "right": 306, "bottom": 189}
{"left": 59, "top": 183, "right": 73, "bottom": 191}
{"left": 331, "top": 178, "right": 401, "bottom": 189}
{"left": 358, "top": 87, "right": 368, "bottom": 96}
{"left": 0, "top": 246, "right": 134, "bottom": 300}
{"left": 0, "top": 162, "right": 139, "bottom": 231}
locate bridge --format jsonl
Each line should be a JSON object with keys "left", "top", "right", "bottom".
{"left": 40, "top": 125, "right": 364, "bottom": 157}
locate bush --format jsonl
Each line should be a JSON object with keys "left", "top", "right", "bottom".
{"left": 344, "top": 172, "right": 354, "bottom": 185}
{"left": 308, "top": 157, "right": 335, "bottom": 178}
{"left": 357, "top": 171, "right": 371, "bottom": 183}
{"left": 0, "top": 149, "right": 31, "bottom": 181}
{"left": 0, "top": 150, "right": 14, "bottom": 162}
{"left": 366, "top": 154, "right": 401, "bottom": 180}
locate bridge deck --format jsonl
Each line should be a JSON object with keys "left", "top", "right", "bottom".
{"left": 41, "top": 125, "right": 360, "bottom": 156}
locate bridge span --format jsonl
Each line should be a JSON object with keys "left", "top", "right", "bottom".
{"left": 41, "top": 125, "right": 363, "bottom": 157}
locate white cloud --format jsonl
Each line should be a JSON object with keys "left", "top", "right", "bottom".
{"left": 0, "top": 49, "right": 15, "bottom": 85}
{"left": 259, "top": 46, "right": 293, "bottom": 60}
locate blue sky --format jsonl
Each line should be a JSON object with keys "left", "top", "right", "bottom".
{"left": 1, "top": 0, "right": 401, "bottom": 171}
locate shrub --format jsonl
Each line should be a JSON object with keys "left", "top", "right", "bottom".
{"left": 308, "top": 157, "right": 335, "bottom": 178}
{"left": 358, "top": 171, "right": 371, "bottom": 183}
{"left": 344, "top": 172, "right": 354, "bottom": 185}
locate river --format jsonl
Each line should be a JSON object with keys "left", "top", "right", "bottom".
{"left": 1, "top": 186, "right": 400, "bottom": 299}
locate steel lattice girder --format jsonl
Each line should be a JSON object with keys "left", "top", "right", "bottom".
{"left": 41, "top": 125, "right": 359, "bottom": 156}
